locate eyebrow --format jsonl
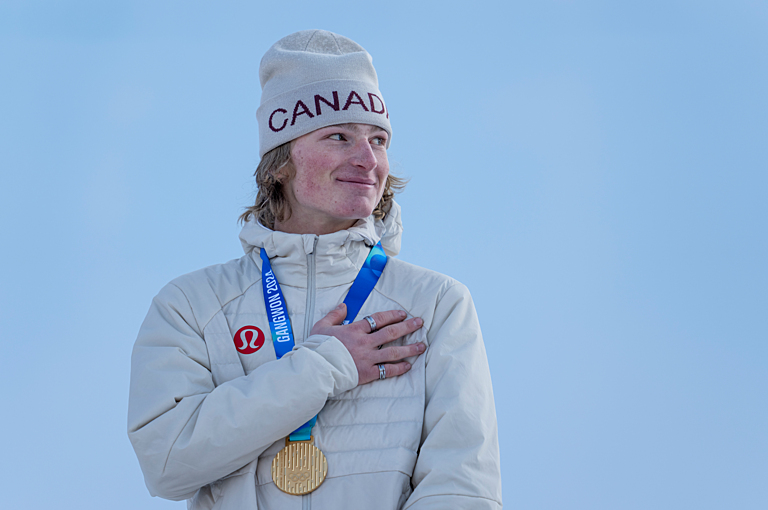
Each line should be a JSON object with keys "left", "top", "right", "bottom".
{"left": 332, "top": 123, "right": 387, "bottom": 135}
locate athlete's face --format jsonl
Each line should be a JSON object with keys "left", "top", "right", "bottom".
{"left": 277, "top": 123, "right": 390, "bottom": 235}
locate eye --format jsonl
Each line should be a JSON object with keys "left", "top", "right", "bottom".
{"left": 329, "top": 133, "right": 346, "bottom": 141}
{"left": 371, "top": 136, "right": 387, "bottom": 146}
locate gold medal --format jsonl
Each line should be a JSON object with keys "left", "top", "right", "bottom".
{"left": 271, "top": 436, "right": 328, "bottom": 495}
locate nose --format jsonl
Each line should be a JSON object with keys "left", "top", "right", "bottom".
{"left": 349, "top": 138, "right": 377, "bottom": 171}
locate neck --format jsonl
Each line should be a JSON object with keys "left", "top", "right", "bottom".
{"left": 273, "top": 216, "right": 358, "bottom": 235}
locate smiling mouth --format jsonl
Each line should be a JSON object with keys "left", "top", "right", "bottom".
{"left": 337, "top": 178, "right": 376, "bottom": 186}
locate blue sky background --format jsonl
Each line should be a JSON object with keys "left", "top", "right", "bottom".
{"left": 1, "top": 1, "right": 766, "bottom": 508}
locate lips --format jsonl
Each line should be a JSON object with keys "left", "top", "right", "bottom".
{"left": 337, "top": 177, "right": 376, "bottom": 186}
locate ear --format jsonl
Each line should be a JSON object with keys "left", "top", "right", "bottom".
{"left": 272, "top": 159, "right": 295, "bottom": 183}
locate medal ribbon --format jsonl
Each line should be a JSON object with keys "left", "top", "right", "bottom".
{"left": 260, "top": 242, "right": 388, "bottom": 441}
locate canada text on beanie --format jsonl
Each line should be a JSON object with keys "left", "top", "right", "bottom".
{"left": 256, "top": 30, "right": 391, "bottom": 157}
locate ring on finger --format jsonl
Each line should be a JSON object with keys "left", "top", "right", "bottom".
{"left": 378, "top": 364, "right": 387, "bottom": 380}
{"left": 363, "top": 315, "right": 377, "bottom": 333}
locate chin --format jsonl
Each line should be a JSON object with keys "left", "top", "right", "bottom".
{"left": 336, "top": 201, "right": 377, "bottom": 220}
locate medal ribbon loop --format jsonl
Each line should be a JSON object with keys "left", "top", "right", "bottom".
{"left": 260, "top": 242, "right": 388, "bottom": 441}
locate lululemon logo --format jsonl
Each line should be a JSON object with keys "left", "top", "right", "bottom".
{"left": 234, "top": 326, "right": 265, "bottom": 354}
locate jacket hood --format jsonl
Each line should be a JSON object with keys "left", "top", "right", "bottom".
{"left": 239, "top": 200, "right": 403, "bottom": 258}
{"left": 240, "top": 200, "right": 403, "bottom": 257}
{"left": 238, "top": 201, "right": 403, "bottom": 289}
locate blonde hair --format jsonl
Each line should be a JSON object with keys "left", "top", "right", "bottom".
{"left": 239, "top": 141, "right": 406, "bottom": 228}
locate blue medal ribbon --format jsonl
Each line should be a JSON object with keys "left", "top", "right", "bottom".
{"left": 260, "top": 242, "right": 388, "bottom": 442}
{"left": 340, "top": 242, "right": 388, "bottom": 325}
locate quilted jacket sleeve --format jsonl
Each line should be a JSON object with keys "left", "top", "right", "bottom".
{"left": 404, "top": 282, "right": 502, "bottom": 510}
{"left": 127, "top": 283, "right": 358, "bottom": 500}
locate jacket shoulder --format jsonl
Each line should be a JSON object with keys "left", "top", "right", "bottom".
{"left": 165, "top": 254, "right": 261, "bottom": 330}
{"left": 376, "top": 257, "right": 469, "bottom": 314}
{"left": 381, "top": 257, "right": 461, "bottom": 287}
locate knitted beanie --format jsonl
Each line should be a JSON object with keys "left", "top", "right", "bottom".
{"left": 256, "top": 30, "right": 391, "bottom": 157}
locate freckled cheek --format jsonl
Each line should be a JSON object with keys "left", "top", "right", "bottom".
{"left": 292, "top": 154, "right": 336, "bottom": 198}
{"left": 293, "top": 179, "right": 319, "bottom": 201}
{"left": 299, "top": 152, "right": 335, "bottom": 170}
{"left": 377, "top": 154, "right": 389, "bottom": 178}
{"left": 293, "top": 174, "right": 334, "bottom": 206}
{"left": 377, "top": 159, "right": 389, "bottom": 195}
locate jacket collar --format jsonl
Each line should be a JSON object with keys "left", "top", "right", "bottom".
{"left": 239, "top": 201, "right": 403, "bottom": 288}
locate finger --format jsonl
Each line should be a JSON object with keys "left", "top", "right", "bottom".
{"left": 377, "top": 343, "right": 426, "bottom": 364}
{"left": 315, "top": 303, "right": 347, "bottom": 328}
{"left": 371, "top": 317, "right": 424, "bottom": 347}
{"left": 379, "top": 361, "right": 412, "bottom": 379}
{"left": 350, "top": 309, "right": 407, "bottom": 333}
{"left": 359, "top": 361, "right": 412, "bottom": 385}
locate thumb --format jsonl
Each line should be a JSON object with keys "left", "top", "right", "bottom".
{"left": 315, "top": 303, "right": 346, "bottom": 328}
{"left": 326, "top": 303, "right": 347, "bottom": 325}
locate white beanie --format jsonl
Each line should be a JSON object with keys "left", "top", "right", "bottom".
{"left": 256, "top": 30, "right": 392, "bottom": 157}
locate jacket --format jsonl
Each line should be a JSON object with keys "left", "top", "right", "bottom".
{"left": 128, "top": 202, "right": 502, "bottom": 509}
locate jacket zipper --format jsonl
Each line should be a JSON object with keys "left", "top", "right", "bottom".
{"left": 303, "top": 235, "right": 319, "bottom": 340}
{"left": 302, "top": 235, "right": 318, "bottom": 510}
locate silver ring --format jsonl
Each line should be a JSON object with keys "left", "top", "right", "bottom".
{"left": 363, "top": 315, "right": 377, "bottom": 333}
{"left": 378, "top": 364, "right": 386, "bottom": 380}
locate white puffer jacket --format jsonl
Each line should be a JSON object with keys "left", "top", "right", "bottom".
{"left": 128, "top": 202, "right": 502, "bottom": 510}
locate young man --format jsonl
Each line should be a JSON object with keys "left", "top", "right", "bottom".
{"left": 128, "top": 30, "right": 502, "bottom": 510}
